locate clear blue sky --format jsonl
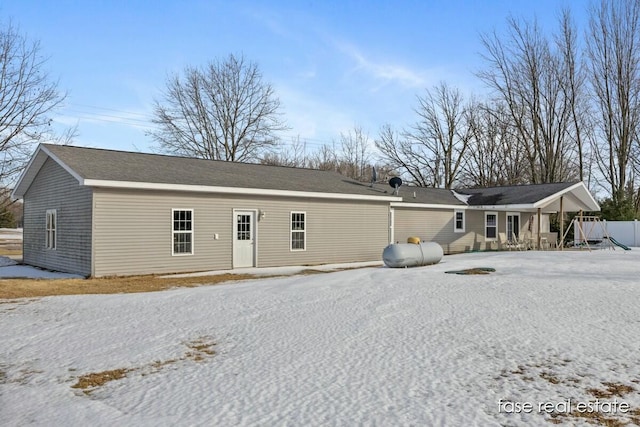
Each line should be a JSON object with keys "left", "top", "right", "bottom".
{"left": 2, "top": 0, "right": 588, "bottom": 154}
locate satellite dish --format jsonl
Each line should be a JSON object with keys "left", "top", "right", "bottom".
{"left": 389, "top": 177, "right": 402, "bottom": 195}
{"left": 389, "top": 177, "right": 402, "bottom": 189}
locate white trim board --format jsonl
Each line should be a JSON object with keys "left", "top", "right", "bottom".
{"left": 83, "top": 179, "right": 402, "bottom": 202}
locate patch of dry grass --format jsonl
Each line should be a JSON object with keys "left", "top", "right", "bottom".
{"left": 0, "top": 235, "right": 22, "bottom": 255}
{"left": 497, "top": 359, "right": 640, "bottom": 425}
{"left": 539, "top": 371, "right": 561, "bottom": 385}
{"left": 588, "top": 382, "right": 635, "bottom": 399}
{"left": 185, "top": 337, "right": 216, "bottom": 362}
{"left": 296, "top": 269, "right": 328, "bottom": 275}
{"left": 0, "top": 264, "right": 374, "bottom": 299}
{"left": 629, "top": 408, "right": 640, "bottom": 425}
{"left": 71, "top": 337, "right": 216, "bottom": 394}
{"left": 0, "top": 367, "right": 44, "bottom": 385}
{"left": 0, "top": 273, "right": 267, "bottom": 299}
{"left": 72, "top": 368, "right": 130, "bottom": 393}
{"left": 148, "top": 359, "right": 180, "bottom": 371}
{"left": 0, "top": 248, "right": 21, "bottom": 256}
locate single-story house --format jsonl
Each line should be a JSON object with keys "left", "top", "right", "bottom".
{"left": 390, "top": 182, "right": 599, "bottom": 253}
{"left": 12, "top": 144, "right": 600, "bottom": 277}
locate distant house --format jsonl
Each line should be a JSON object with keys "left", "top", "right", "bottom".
{"left": 12, "top": 144, "right": 600, "bottom": 277}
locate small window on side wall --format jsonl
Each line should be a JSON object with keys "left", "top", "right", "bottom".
{"left": 485, "top": 212, "right": 498, "bottom": 241}
{"left": 46, "top": 209, "right": 56, "bottom": 250}
{"left": 291, "top": 212, "right": 306, "bottom": 251}
{"left": 454, "top": 210, "right": 465, "bottom": 233}
{"left": 172, "top": 209, "right": 194, "bottom": 255}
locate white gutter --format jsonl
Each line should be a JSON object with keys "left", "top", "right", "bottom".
{"left": 84, "top": 179, "right": 403, "bottom": 202}
{"left": 465, "top": 204, "right": 537, "bottom": 211}
{"left": 391, "top": 202, "right": 467, "bottom": 209}
{"left": 391, "top": 202, "right": 554, "bottom": 212}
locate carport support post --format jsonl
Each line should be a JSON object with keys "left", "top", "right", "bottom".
{"left": 579, "top": 210, "right": 583, "bottom": 245}
{"left": 559, "top": 196, "right": 564, "bottom": 250}
{"left": 537, "top": 208, "right": 542, "bottom": 249}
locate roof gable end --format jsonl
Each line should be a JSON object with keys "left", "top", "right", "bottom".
{"left": 12, "top": 145, "right": 84, "bottom": 198}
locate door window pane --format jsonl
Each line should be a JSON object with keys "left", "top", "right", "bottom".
{"left": 237, "top": 214, "right": 251, "bottom": 240}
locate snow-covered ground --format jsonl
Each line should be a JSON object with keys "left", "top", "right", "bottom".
{"left": 0, "top": 256, "right": 82, "bottom": 279}
{"left": 0, "top": 263, "right": 83, "bottom": 279}
{"left": 2, "top": 249, "right": 640, "bottom": 426}
{"left": 0, "top": 256, "right": 17, "bottom": 267}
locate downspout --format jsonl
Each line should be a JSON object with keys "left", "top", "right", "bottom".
{"left": 559, "top": 196, "right": 564, "bottom": 251}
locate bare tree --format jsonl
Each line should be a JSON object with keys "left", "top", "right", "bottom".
{"left": 375, "top": 124, "right": 434, "bottom": 186}
{"left": 266, "top": 129, "right": 389, "bottom": 184}
{"left": 149, "top": 54, "right": 287, "bottom": 162}
{"left": 462, "top": 101, "right": 526, "bottom": 187}
{"left": 478, "top": 16, "right": 580, "bottom": 184}
{"left": 0, "top": 23, "right": 64, "bottom": 182}
{"left": 308, "top": 143, "right": 340, "bottom": 172}
{"left": 261, "top": 136, "right": 309, "bottom": 167}
{"left": 411, "top": 82, "right": 470, "bottom": 188}
{"left": 586, "top": 0, "right": 640, "bottom": 209}
{"left": 556, "top": 9, "right": 591, "bottom": 183}
{"left": 0, "top": 22, "right": 65, "bottom": 211}
{"left": 338, "top": 125, "right": 372, "bottom": 180}
{"left": 376, "top": 83, "right": 470, "bottom": 188}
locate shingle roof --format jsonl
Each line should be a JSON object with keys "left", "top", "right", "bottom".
{"left": 457, "top": 182, "right": 579, "bottom": 205}
{"left": 384, "top": 185, "right": 465, "bottom": 205}
{"left": 42, "top": 144, "right": 396, "bottom": 199}
{"left": 15, "top": 144, "right": 592, "bottom": 210}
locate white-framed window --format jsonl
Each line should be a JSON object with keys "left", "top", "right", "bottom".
{"left": 290, "top": 212, "right": 306, "bottom": 251}
{"left": 454, "top": 210, "right": 465, "bottom": 233}
{"left": 45, "top": 209, "right": 56, "bottom": 250}
{"left": 485, "top": 211, "right": 498, "bottom": 241}
{"left": 172, "top": 209, "right": 193, "bottom": 255}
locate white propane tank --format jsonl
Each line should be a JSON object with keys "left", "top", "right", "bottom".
{"left": 382, "top": 242, "right": 444, "bottom": 268}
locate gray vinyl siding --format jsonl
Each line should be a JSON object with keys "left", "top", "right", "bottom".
{"left": 22, "top": 158, "right": 92, "bottom": 275}
{"left": 92, "top": 188, "right": 389, "bottom": 276}
{"left": 393, "top": 208, "right": 532, "bottom": 253}
{"left": 393, "top": 208, "right": 470, "bottom": 253}
{"left": 257, "top": 199, "right": 388, "bottom": 267}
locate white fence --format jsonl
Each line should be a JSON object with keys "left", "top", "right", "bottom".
{"left": 574, "top": 219, "right": 640, "bottom": 247}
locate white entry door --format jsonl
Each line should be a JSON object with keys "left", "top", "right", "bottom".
{"left": 233, "top": 210, "right": 255, "bottom": 268}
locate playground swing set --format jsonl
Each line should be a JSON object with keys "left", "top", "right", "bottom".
{"left": 561, "top": 211, "right": 631, "bottom": 251}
